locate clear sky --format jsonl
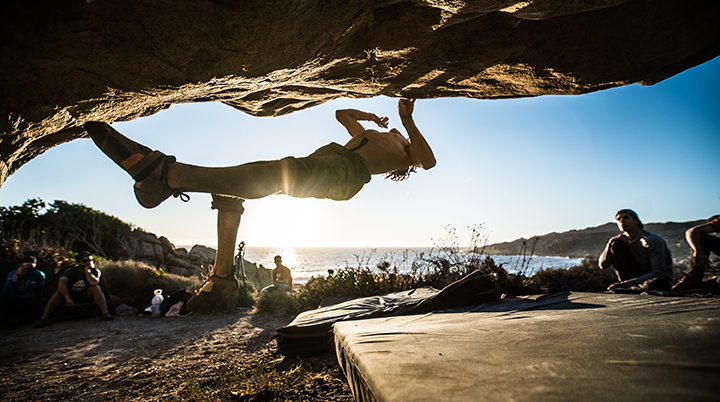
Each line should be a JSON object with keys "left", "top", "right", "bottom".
{"left": 2, "top": 57, "right": 718, "bottom": 249}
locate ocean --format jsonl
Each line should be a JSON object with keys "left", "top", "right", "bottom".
{"left": 237, "top": 246, "right": 585, "bottom": 285}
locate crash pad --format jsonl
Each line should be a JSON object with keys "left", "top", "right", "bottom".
{"left": 277, "top": 287, "right": 439, "bottom": 356}
{"left": 276, "top": 270, "right": 539, "bottom": 356}
{"left": 334, "top": 292, "right": 720, "bottom": 402}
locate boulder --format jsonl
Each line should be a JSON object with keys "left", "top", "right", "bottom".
{"left": 1, "top": 0, "right": 719, "bottom": 186}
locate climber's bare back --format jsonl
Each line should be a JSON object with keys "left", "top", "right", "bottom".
{"left": 344, "top": 129, "right": 415, "bottom": 174}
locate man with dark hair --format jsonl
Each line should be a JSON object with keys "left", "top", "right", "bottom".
{"left": 599, "top": 209, "right": 673, "bottom": 291}
{"left": 85, "top": 98, "right": 435, "bottom": 310}
{"left": 271, "top": 255, "right": 293, "bottom": 290}
{"left": 34, "top": 252, "right": 114, "bottom": 328}
{"left": 1, "top": 256, "right": 46, "bottom": 327}
{"left": 672, "top": 215, "right": 720, "bottom": 292}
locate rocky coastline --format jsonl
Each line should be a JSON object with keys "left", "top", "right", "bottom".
{"left": 122, "top": 230, "right": 272, "bottom": 290}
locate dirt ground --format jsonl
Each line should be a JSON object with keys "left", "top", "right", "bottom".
{"left": 0, "top": 312, "right": 354, "bottom": 402}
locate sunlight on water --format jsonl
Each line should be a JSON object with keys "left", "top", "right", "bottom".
{"left": 242, "top": 246, "right": 584, "bottom": 285}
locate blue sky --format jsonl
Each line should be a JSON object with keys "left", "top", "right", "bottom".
{"left": 1, "top": 57, "right": 718, "bottom": 249}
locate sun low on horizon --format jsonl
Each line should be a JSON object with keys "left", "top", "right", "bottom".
{"left": 238, "top": 196, "right": 336, "bottom": 248}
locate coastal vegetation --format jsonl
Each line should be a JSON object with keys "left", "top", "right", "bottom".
{"left": 2, "top": 199, "right": 616, "bottom": 317}
{"left": 259, "top": 226, "right": 617, "bottom": 316}
{"left": 0, "top": 198, "right": 138, "bottom": 261}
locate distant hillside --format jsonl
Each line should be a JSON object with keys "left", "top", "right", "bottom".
{"left": 483, "top": 219, "right": 714, "bottom": 266}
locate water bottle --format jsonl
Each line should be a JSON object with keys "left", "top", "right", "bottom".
{"left": 151, "top": 289, "right": 164, "bottom": 317}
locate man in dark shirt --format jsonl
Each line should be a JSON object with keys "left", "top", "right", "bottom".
{"left": 34, "top": 252, "right": 114, "bottom": 328}
{"left": 599, "top": 209, "right": 673, "bottom": 291}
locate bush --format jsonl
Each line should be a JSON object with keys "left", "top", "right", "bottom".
{"left": 193, "top": 280, "right": 258, "bottom": 314}
{"left": 527, "top": 256, "right": 617, "bottom": 291}
{"left": 100, "top": 260, "right": 197, "bottom": 309}
{"left": 0, "top": 198, "right": 139, "bottom": 261}
{"left": 256, "top": 290, "right": 302, "bottom": 317}
{"left": 293, "top": 245, "right": 518, "bottom": 312}
{"left": 100, "top": 260, "right": 259, "bottom": 313}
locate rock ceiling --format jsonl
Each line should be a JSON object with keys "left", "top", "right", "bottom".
{"left": 1, "top": 0, "right": 718, "bottom": 187}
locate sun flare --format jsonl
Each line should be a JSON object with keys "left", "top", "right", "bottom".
{"left": 238, "top": 195, "right": 331, "bottom": 248}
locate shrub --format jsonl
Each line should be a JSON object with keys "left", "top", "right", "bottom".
{"left": 294, "top": 243, "right": 517, "bottom": 312}
{"left": 99, "top": 260, "right": 258, "bottom": 313}
{"left": 527, "top": 256, "right": 616, "bottom": 291}
{"left": 193, "top": 281, "right": 258, "bottom": 314}
{"left": 256, "top": 289, "right": 302, "bottom": 317}
{"left": 100, "top": 260, "right": 197, "bottom": 309}
{"left": 0, "top": 198, "right": 140, "bottom": 261}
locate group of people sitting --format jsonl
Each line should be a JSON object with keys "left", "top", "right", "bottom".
{"left": 1, "top": 251, "right": 114, "bottom": 329}
{"left": 0, "top": 211, "right": 717, "bottom": 328}
{"left": 0, "top": 250, "right": 297, "bottom": 328}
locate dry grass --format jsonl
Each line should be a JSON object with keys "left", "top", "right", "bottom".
{"left": 527, "top": 256, "right": 617, "bottom": 291}
{"left": 100, "top": 260, "right": 259, "bottom": 313}
{"left": 256, "top": 289, "right": 302, "bottom": 317}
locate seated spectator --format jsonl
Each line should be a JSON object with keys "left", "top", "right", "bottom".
{"left": 271, "top": 255, "right": 294, "bottom": 290}
{"left": 599, "top": 209, "right": 673, "bottom": 291}
{"left": 672, "top": 215, "right": 720, "bottom": 292}
{"left": 34, "top": 251, "right": 114, "bottom": 328}
{"left": 1, "top": 256, "right": 46, "bottom": 327}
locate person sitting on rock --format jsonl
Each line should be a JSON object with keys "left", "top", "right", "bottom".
{"left": 271, "top": 255, "right": 293, "bottom": 291}
{"left": 84, "top": 98, "right": 436, "bottom": 311}
{"left": 34, "top": 251, "right": 114, "bottom": 328}
{"left": 599, "top": 209, "right": 673, "bottom": 291}
{"left": 671, "top": 215, "right": 720, "bottom": 292}
{"left": 1, "top": 256, "right": 46, "bottom": 327}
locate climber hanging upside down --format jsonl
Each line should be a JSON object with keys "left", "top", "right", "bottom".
{"left": 84, "top": 98, "right": 436, "bottom": 311}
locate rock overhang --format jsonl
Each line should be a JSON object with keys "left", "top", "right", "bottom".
{"left": 1, "top": 0, "right": 719, "bottom": 186}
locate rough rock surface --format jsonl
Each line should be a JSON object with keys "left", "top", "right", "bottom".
{"left": 1, "top": 0, "right": 719, "bottom": 186}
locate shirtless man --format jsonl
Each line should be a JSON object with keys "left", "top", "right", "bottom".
{"left": 271, "top": 255, "right": 293, "bottom": 290}
{"left": 671, "top": 215, "right": 720, "bottom": 292}
{"left": 85, "top": 98, "right": 435, "bottom": 310}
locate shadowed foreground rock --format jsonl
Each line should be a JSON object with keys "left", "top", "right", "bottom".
{"left": 1, "top": 0, "right": 719, "bottom": 187}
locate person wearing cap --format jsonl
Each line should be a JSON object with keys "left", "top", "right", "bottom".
{"left": 599, "top": 209, "right": 673, "bottom": 291}
{"left": 34, "top": 252, "right": 114, "bottom": 328}
{"left": 1, "top": 256, "right": 46, "bottom": 327}
{"left": 671, "top": 215, "right": 720, "bottom": 292}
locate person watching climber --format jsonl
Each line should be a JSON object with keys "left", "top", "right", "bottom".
{"left": 34, "top": 251, "right": 114, "bottom": 327}
{"left": 84, "top": 98, "right": 435, "bottom": 310}
{"left": 1, "top": 256, "right": 46, "bottom": 327}
{"left": 599, "top": 209, "right": 673, "bottom": 291}
{"left": 271, "top": 255, "right": 293, "bottom": 290}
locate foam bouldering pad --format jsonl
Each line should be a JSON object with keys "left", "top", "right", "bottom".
{"left": 334, "top": 292, "right": 720, "bottom": 402}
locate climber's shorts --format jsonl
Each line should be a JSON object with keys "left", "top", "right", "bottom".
{"left": 280, "top": 142, "right": 371, "bottom": 201}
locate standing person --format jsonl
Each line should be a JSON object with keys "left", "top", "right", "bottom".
{"left": 672, "top": 216, "right": 720, "bottom": 292}
{"left": 271, "top": 255, "right": 293, "bottom": 290}
{"left": 1, "top": 256, "right": 46, "bottom": 327}
{"left": 599, "top": 209, "right": 673, "bottom": 291}
{"left": 34, "top": 252, "right": 114, "bottom": 328}
{"left": 85, "top": 98, "right": 436, "bottom": 311}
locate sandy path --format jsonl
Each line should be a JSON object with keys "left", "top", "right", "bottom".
{"left": 0, "top": 312, "right": 353, "bottom": 401}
